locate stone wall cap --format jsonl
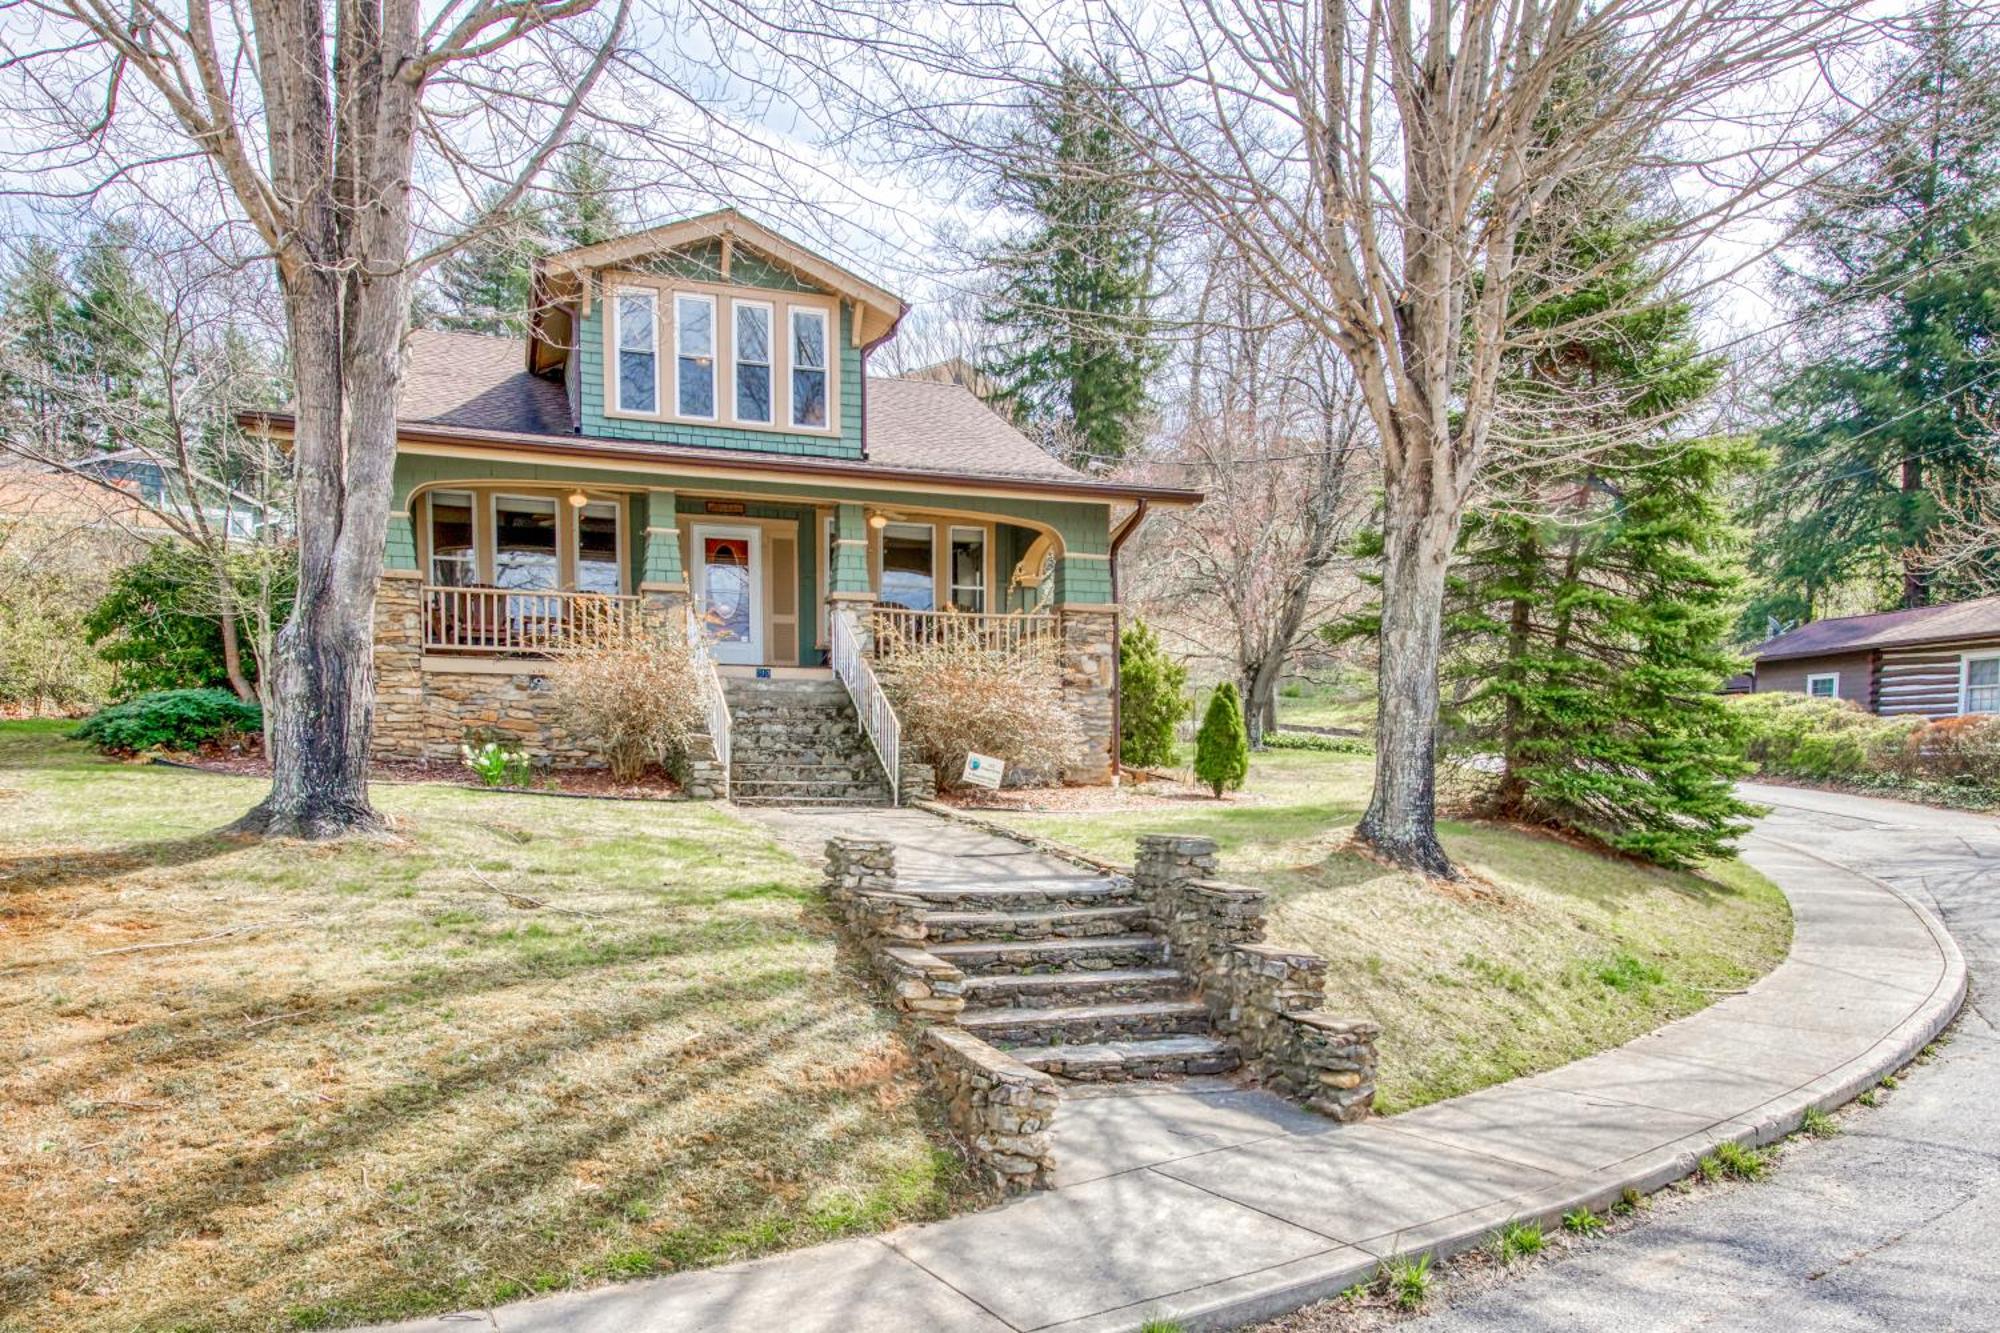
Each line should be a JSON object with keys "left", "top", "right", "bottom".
{"left": 1287, "top": 1011, "right": 1383, "bottom": 1037}
{"left": 928, "top": 1027, "right": 1060, "bottom": 1086}
{"left": 1234, "top": 942, "right": 1326, "bottom": 965}
{"left": 1188, "top": 878, "right": 1266, "bottom": 899}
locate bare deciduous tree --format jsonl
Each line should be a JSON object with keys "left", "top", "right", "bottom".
{"left": 872, "top": 0, "right": 1883, "bottom": 873}
{"left": 1130, "top": 246, "right": 1370, "bottom": 744}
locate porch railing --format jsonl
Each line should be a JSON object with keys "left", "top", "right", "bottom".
{"left": 685, "top": 598, "right": 732, "bottom": 799}
{"left": 832, "top": 605, "right": 901, "bottom": 806}
{"left": 869, "top": 606, "right": 1061, "bottom": 661}
{"left": 422, "top": 585, "right": 641, "bottom": 655}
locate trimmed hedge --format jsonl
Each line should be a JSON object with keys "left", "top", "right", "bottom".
{"left": 1262, "top": 730, "right": 1373, "bottom": 755}
{"left": 75, "top": 688, "right": 263, "bottom": 754}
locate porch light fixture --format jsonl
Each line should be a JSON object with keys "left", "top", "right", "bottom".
{"left": 867, "top": 512, "right": 888, "bottom": 530}
{"left": 566, "top": 489, "right": 589, "bottom": 508}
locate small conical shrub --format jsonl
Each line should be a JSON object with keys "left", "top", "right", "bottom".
{"left": 1194, "top": 681, "right": 1250, "bottom": 798}
{"left": 1119, "top": 619, "right": 1189, "bottom": 768}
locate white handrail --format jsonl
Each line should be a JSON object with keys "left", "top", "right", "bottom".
{"left": 684, "top": 599, "right": 732, "bottom": 799}
{"left": 831, "top": 605, "right": 901, "bottom": 806}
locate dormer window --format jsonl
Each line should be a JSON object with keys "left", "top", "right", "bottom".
{"left": 674, "top": 293, "right": 716, "bottom": 419}
{"left": 791, "top": 308, "right": 829, "bottom": 429}
{"left": 734, "top": 299, "right": 773, "bottom": 424}
{"left": 614, "top": 290, "right": 657, "bottom": 413}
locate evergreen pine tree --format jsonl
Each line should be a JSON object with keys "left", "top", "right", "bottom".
{"left": 0, "top": 238, "right": 78, "bottom": 457}
{"left": 1750, "top": 4, "right": 2000, "bottom": 616}
{"left": 980, "top": 63, "right": 1161, "bottom": 464}
{"left": 432, "top": 186, "right": 548, "bottom": 336}
{"left": 1448, "top": 204, "right": 1757, "bottom": 867}
{"left": 551, "top": 136, "right": 624, "bottom": 248}
{"left": 1119, "top": 619, "right": 1188, "bottom": 767}
{"left": 1193, "top": 681, "right": 1250, "bottom": 798}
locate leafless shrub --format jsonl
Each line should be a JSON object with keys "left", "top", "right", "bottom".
{"left": 880, "top": 633, "right": 1085, "bottom": 788}
{"left": 548, "top": 635, "right": 706, "bottom": 783}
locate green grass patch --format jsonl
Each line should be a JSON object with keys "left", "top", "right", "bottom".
{"left": 1491, "top": 1221, "right": 1545, "bottom": 1263}
{"left": 0, "top": 722, "right": 976, "bottom": 1333}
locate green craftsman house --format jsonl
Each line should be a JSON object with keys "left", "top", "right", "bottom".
{"left": 303, "top": 211, "right": 1195, "bottom": 799}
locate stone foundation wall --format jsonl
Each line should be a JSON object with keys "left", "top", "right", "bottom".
{"left": 821, "top": 836, "right": 1055, "bottom": 1194}
{"left": 1135, "top": 832, "right": 1380, "bottom": 1122}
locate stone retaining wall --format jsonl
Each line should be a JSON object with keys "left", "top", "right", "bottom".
{"left": 1135, "top": 833, "right": 1380, "bottom": 1122}
{"left": 821, "top": 836, "right": 1054, "bottom": 1193}
{"left": 926, "top": 1027, "right": 1060, "bottom": 1194}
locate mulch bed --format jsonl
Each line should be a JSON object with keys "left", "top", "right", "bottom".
{"left": 938, "top": 773, "right": 1260, "bottom": 813}
{"left": 151, "top": 750, "right": 686, "bottom": 801}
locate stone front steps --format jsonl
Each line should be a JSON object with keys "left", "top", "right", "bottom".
{"left": 722, "top": 676, "right": 892, "bottom": 807}
{"left": 912, "top": 880, "right": 1242, "bottom": 1082}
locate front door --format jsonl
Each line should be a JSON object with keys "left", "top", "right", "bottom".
{"left": 691, "top": 524, "right": 763, "bottom": 664}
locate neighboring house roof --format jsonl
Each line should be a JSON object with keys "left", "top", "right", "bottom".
{"left": 0, "top": 465, "right": 168, "bottom": 533}
{"left": 1753, "top": 596, "right": 2000, "bottom": 662}
{"left": 360, "top": 329, "right": 1198, "bottom": 504}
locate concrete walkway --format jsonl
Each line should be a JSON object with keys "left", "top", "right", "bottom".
{"left": 379, "top": 802, "right": 1966, "bottom": 1333}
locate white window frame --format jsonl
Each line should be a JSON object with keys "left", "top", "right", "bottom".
{"left": 425, "top": 489, "right": 479, "bottom": 586}
{"left": 673, "top": 292, "right": 718, "bottom": 421}
{"left": 947, "top": 524, "right": 990, "bottom": 613}
{"left": 611, "top": 287, "right": 659, "bottom": 415}
{"left": 572, "top": 497, "right": 626, "bottom": 595}
{"left": 1805, "top": 672, "right": 1840, "bottom": 700}
{"left": 789, "top": 306, "right": 831, "bottom": 430}
{"left": 1962, "top": 652, "right": 2000, "bottom": 716}
{"left": 731, "top": 297, "right": 775, "bottom": 426}
{"left": 489, "top": 492, "right": 563, "bottom": 592}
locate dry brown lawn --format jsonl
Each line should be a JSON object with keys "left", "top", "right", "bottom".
{"left": 0, "top": 721, "right": 969, "bottom": 1333}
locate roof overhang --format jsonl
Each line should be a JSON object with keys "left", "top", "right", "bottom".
{"left": 240, "top": 412, "right": 1205, "bottom": 509}
{"left": 527, "top": 208, "right": 908, "bottom": 375}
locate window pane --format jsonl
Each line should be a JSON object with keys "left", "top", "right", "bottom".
{"left": 617, "top": 293, "right": 654, "bottom": 351}
{"left": 737, "top": 363, "right": 771, "bottom": 421}
{"left": 1808, "top": 677, "right": 1836, "bottom": 698}
{"left": 737, "top": 305, "right": 770, "bottom": 362}
{"left": 494, "top": 496, "right": 558, "bottom": 590}
{"left": 677, "top": 296, "right": 713, "bottom": 356}
{"left": 679, "top": 356, "right": 714, "bottom": 416}
{"left": 793, "top": 310, "right": 826, "bottom": 368}
{"left": 702, "top": 537, "right": 752, "bottom": 644}
{"left": 619, "top": 351, "right": 655, "bottom": 412}
{"left": 1970, "top": 658, "right": 1999, "bottom": 687}
{"left": 949, "top": 529, "right": 985, "bottom": 613}
{"left": 880, "top": 523, "right": 933, "bottom": 611}
{"left": 792, "top": 368, "right": 827, "bottom": 427}
{"left": 577, "top": 501, "right": 619, "bottom": 595}
{"left": 429, "top": 491, "right": 474, "bottom": 586}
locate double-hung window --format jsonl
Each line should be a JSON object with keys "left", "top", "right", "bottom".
{"left": 949, "top": 526, "right": 987, "bottom": 612}
{"left": 576, "top": 501, "right": 621, "bottom": 595}
{"left": 614, "top": 290, "right": 658, "bottom": 413}
{"left": 733, "top": 300, "right": 774, "bottom": 424}
{"left": 1965, "top": 655, "right": 2000, "bottom": 715}
{"left": 675, "top": 294, "right": 716, "bottom": 418}
{"left": 791, "top": 307, "right": 829, "bottom": 428}
{"left": 428, "top": 490, "right": 475, "bottom": 586}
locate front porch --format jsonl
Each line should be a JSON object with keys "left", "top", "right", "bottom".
{"left": 371, "top": 463, "right": 1121, "bottom": 790}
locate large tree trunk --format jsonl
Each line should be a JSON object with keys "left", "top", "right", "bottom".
{"left": 1358, "top": 472, "right": 1459, "bottom": 878}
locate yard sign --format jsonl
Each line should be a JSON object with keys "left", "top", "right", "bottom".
{"left": 961, "top": 752, "right": 1005, "bottom": 790}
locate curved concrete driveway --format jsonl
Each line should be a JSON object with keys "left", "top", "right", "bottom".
{"left": 1403, "top": 783, "right": 1998, "bottom": 1333}
{"left": 376, "top": 790, "right": 1969, "bottom": 1333}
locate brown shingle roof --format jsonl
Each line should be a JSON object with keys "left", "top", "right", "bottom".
{"left": 393, "top": 328, "right": 1091, "bottom": 486}
{"left": 1753, "top": 596, "right": 2000, "bottom": 661}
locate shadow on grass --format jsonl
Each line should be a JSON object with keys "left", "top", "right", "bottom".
{"left": 0, "top": 831, "right": 249, "bottom": 895}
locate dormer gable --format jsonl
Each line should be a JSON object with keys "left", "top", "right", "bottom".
{"left": 528, "top": 210, "right": 905, "bottom": 461}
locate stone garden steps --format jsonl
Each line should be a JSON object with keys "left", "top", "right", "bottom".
{"left": 958, "top": 967, "right": 1190, "bottom": 1009}
{"left": 893, "top": 880, "right": 1143, "bottom": 911}
{"left": 917, "top": 904, "right": 1155, "bottom": 943}
{"left": 924, "top": 933, "right": 1167, "bottom": 974}
{"left": 721, "top": 676, "right": 893, "bottom": 807}
{"left": 958, "top": 998, "right": 1213, "bottom": 1045}
{"left": 1008, "top": 1034, "right": 1242, "bottom": 1081}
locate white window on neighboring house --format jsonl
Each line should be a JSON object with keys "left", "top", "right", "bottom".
{"left": 949, "top": 526, "right": 987, "bottom": 613}
{"left": 734, "top": 299, "right": 773, "bottom": 424}
{"left": 1806, "top": 672, "right": 1840, "bottom": 700}
{"left": 1965, "top": 654, "right": 2000, "bottom": 715}
{"left": 790, "top": 307, "right": 829, "bottom": 428}
{"left": 675, "top": 293, "right": 717, "bottom": 419}
{"left": 428, "top": 490, "right": 475, "bottom": 586}
{"left": 614, "top": 289, "right": 657, "bottom": 413}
